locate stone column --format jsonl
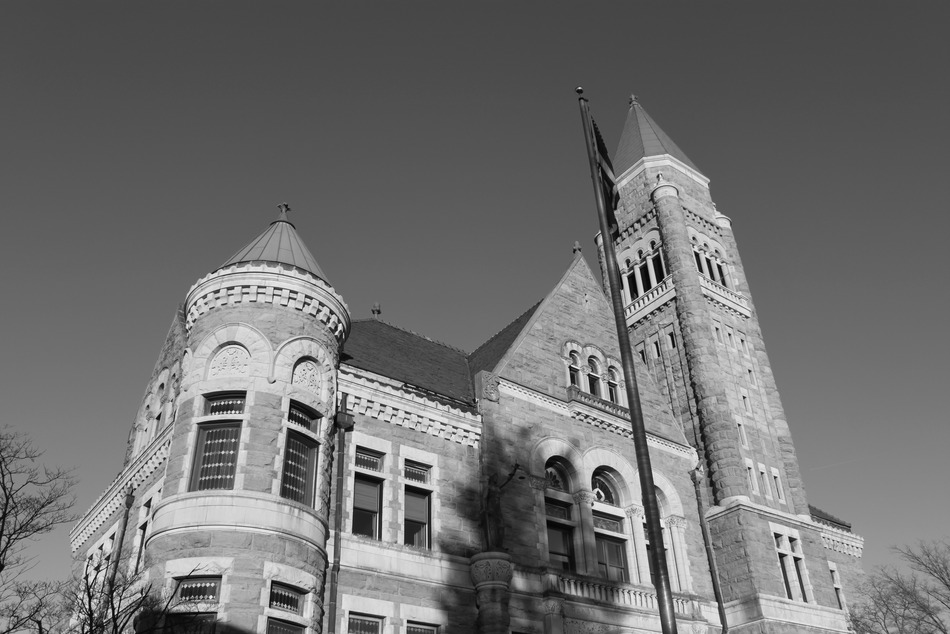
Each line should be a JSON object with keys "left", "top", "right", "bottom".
{"left": 470, "top": 552, "right": 513, "bottom": 634}
{"left": 573, "top": 490, "right": 597, "bottom": 575}
{"left": 666, "top": 515, "right": 692, "bottom": 592}
{"left": 651, "top": 174, "right": 746, "bottom": 503}
{"left": 626, "top": 504, "right": 651, "bottom": 584}
{"left": 542, "top": 597, "right": 565, "bottom": 634}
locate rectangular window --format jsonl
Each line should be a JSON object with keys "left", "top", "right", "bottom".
{"left": 348, "top": 614, "right": 382, "bottom": 634}
{"left": 288, "top": 401, "right": 319, "bottom": 430}
{"left": 742, "top": 395, "right": 751, "bottom": 413}
{"left": 404, "top": 460, "right": 430, "bottom": 484}
{"left": 627, "top": 272, "right": 639, "bottom": 300}
{"left": 353, "top": 476, "right": 382, "bottom": 539}
{"left": 133, "top": 498, "right": 152, "bottom": 574}
{"left": 281, "top": 431, "right": 318, "bottom": 506}
{"left": 404, "top": 487, "right": 430, "bottom": 548}
{"left": 705, "top": 256, "right": 715, "bottom": 280}
{"left": 652, "top": 341, "right": 660, "bottom": 357}
{"left": 773, "top": 530, "right": 809, "bottom": 602}
{"left": 269, "top": 582, "right": 304, "bottom": 614}
{"left": 668, "top": 332, "right": 676, "bottom": 349}
{"left": 739, "top": 334, "right": 748, "bottom": 353}
{"left": 726, "top": 329, "right": 734, "bottom": 347}
{"left": 737, "top": 421, "right": 748, "bottom": 447}
{"left": 596, "top": 535, "right": 628, "bottom": 582}
{"left": 267, "top": 619, "right": 304, "bottom": 634}
{"left": 829, "top": 564, "right": 844, "bottom": 609}
{"left": 407, "top": 623, "right": 438, "bottom": 634}
{"left": 176, "top": 577, "right": 221, "bottom": 602}
{"left": 547, "top": 524, "right": 574, "bottom": 571}
{"left": 190, "top": 423, "right": 241, "bottom": 491}
{"left": 652, "top": 252, "right": 666, "bottom": 280}
{"left": 717, "top": 263, "right": 727, "bottom": 287}
{"left": 164, "top": 613, "right": 217, "bottom": 634}
{"left": 694, "top": 251, "right": 704, "bottom": 274}
{"left": 771, "top": 468, "right": 785, "bottom": 502}
{"left": 639, "top": 262, "right": 653, "bottom": 293}
{"left": 355, "top": 447, "right": 383, "bottom": 472}
{"left": 204, "top": 392, "right": 245, "bottom": 416}
{"left": 748, "top": 368, "right": 757, "bottom": 386}
{"left": 714, "top": 326, "right": 723, "bottom": 344}
{"left": 746, "top": 460, "right": 758, "bottom": 494}
{"left": 759, "top": 464, "right": 772, "bottom": 498}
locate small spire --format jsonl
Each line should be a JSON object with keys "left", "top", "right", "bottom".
{"left": 276, "top": 203, "right": 291, "bottom": 222}
{"left": 573, "top": 241, "right": 583, "bottom": 254}
{"left": 628, "top": 94, "right": 638, "bottom": 106}
{"left": 371, "top": 303, "right": 382, "bottom": 319}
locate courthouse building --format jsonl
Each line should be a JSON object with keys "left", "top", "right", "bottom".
{"left": 71, "top": 97, "right": 864, "bottom": 634}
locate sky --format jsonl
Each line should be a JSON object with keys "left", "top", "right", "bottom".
{"left": 1, "top": 1, "right": 948, "bottom": 582}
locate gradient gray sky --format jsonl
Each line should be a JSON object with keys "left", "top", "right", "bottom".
{"left": 2, "top": 1, "right": 948, "bottom": 580}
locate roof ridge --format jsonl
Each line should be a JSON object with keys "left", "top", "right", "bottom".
{"left": 469, "top": 299, "right": 543, "bottom": 360}
{"left": 351, "top": 318, "right": 469, "bottom": 355}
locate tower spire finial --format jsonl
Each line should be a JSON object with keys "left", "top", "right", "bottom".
{"left": 276, "top": 203, "right": 291, "bottom": 222}
{"left": 629, "top": 94, "right": 638, "bottom": 106}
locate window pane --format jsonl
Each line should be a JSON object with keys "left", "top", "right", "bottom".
{"left": 596, "top": 536, "right": 628, "bottom": 582}
{"left": 717, "top": 263, "right": 727, "bottom": 287}
{"left": 407, "top": 626, "right": 437, "bottom": 634}
{"left": 348, "top": 615, "right": 381, "bottom": 634}
{"left": 204, "top": 393, "right": 245, "bottom": 416}
{"left": 547, "top": 525, "right": 573, "bottom": 571}
{"left": 404, "top": 461, "right": 430, "bottom": 483}
{"left": 192, "top": 424, "right": 240, "bottom": 491}
{"left": 639, "top": 262, "right": 652, "bottom": 292}
{"left": 281, "top": 432, "right": 317, "bottom": 505}
{"left": 288, "top": 402, "right": 318, "bottom": 430}
{"left": 405, "top": 489, "right": 428, "bottom": 522}
{"left": 267, "top": 619, "right": 304, "bottom": 634}
{"left": 627, "top": 272, "right": 639, "bottom": 299}
{"left": 353, "top": 478, "right": 380, "bottom": 538}
{"left": 652, "top": 253, "right": 666, "bottom": 280}
{"left": 269, "top": 583, "right": 303, "bottom": 614}
{"left": 177, "top": 577, "right": 220, "bottom": 602}
{"left": 355, "top": 448, "right": 383, "bottom": 471}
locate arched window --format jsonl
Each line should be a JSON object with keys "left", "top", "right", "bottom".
{"left": 587, "top": 358, "right": 601, "bottom": 397}
{"left": 606, "top": 368, "right": 620, "bottom": 404}
{"left": 591, "top": 469, "right": 617, "bottom": 505}
{"left": 545, "top": 458, "right": 571, "bottom": 492}
{"left": 568, "top": 352, "right": 581, "bottom": 388}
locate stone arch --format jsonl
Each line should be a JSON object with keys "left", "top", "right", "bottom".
{"left": 273, "top": 336, "right": 336, "bottom": 403}
{"left": 628, "top": 470, "right": 684, "bottom": 517}
{"left": 193, "top": 323, "right": 272, "bottom": 381}
{"left": 530, "top": 437, "right": 584, "bottom": 492}
{"left": 582, "top": 447, "right": 636, "bottom": 506}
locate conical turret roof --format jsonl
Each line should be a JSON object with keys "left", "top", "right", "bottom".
{"left": 220, "top": 204, "right": 328, "bottom": 281}
{"left": 614, "top": 96, "right": 700, "bottom": 177}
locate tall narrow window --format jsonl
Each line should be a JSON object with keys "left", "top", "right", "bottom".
{"left": 742, "top": 394, "right": 751, "bottom": 413}
{"left": 627, "top": 272, "right": 640, "bottom": 300}
{"left": 404, "top": 488, "right": 430, "bottom": 548}
{"left": 587, "top": 358, "right": 601, "bottom": 397}
{"left": 596, "top": 535, "right": 628, "bottom": 582}
{"left": 568, "top": 352, "right": 580, "bottom": 387}
{"left": 774, "top": 530, "right": 809, "bottom": 602}
{"left": 829, "top": 564, "right": 845, "bottom": 609}
{"left": 281, "top": 431, "right": 318, "bottom": 506}
{"left": 704, "top": 256, "right": 715, "bottom": 280}
{"left": 737, "top": 421, "right": 748, "bottom": 448}
{"left": 759, "top": 464, "right": 772, "bottom": 498}
{"left": 133, "top": 498, "right": 152, "bottom": 574}
{"left": 771, "top": 468, "right": 785, "bottom": 502}
{"left": 190, "top": 423, "right": 241, "bottom": 491}
{"left": 639, "top": 262, "right": 653, "bottom": 293}
{"left": 716, "top": 263, "right": 727, "bottom": 287}
{"left": 606, "top": 368, "right": 619, "bottom": 404}
{"left": 353, "top": 476, "right": 382, "bottom": 539}
{"left": 668, "top": 332, "right": 676, "bottom": 349}
{"left": 694, "top": 251, "right": 704, "bottom": 274}
{"left": 652, "top": 251, "right": 666, "bottom": 281}
{"left": 748, "top": 369, "right": 757, "bottom": 386}
{"left": 547, "top": 524, "right": 574, "bottom": 571}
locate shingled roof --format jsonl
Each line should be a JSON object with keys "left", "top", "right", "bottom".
{"left": 614, "top": 97, "right": 700, "bottom": 177}
{"left": 342, "top": 319, "right": 475, "bottom": 408}
{"left": 468, "top": 300, "right": 542, "bottom": 377}
{"left": 809, "top": 504, "right": 853, "bottom": 532}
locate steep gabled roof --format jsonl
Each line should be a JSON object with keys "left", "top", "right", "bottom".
{"left": 221, "top": 206, "right": 328, "bottom": 281}
{"left": 468, "top": 301, "right": 542, "bottom": 377}
{"left": 343, "top": 319, "right": 475, "bottom": 407}
{"left": 614, "top": 96, "right": 700, "bottom": 177}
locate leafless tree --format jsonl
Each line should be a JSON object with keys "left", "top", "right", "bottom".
{"left": 0, "top": 429, "right": 75, "bottom": 634}
{"left": 851, "top": 540, "right": 950, "bottom": 634}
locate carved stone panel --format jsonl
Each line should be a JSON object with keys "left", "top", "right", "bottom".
{"left": 208, "top": 345, "right": 250, "bottom": 377}
{"left": 293, "top": 359, "right": 323, "bottom": 393}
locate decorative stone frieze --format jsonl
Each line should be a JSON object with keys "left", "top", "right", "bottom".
{"left": 208, "top": 344, "right": 250, "bottom": 377}
{"left": 184, "top": 262, "right": 350, "bottom": 344}
{"left": 481, "top": 372, "right": 500, "bottom": 402}
{"left": 625, "top": 504, "right": 645, "bottom": 519}
{"left": 665, "top": 515, "right": 687, "bottom": 529}
{"left": 527, "top": 475, "right": 547, "bottom": 490}
{"left": 572, "top": 490, "right": 595, "bottom": 506}
{"left": 470, "top": 551, "right": 513, "bottom": 634}
{"left": 292, "top": 359, "right": 324, "bottom": 392}
{"left": 542, "top": 598, "right": 563, "bottom": 616}
{"left": 819, "top": 526, "right": 864, "bottom": 558}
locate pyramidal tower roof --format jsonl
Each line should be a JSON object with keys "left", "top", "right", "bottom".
{"left": 614, "top": 95, "right": 700, "bottom": 177}
{"left": 220, "top": 204, "right": 328, "bottom": 281}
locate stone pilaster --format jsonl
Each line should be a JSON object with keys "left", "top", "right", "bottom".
{"left": 651, "top": 175, "right": 746, "bottom": 503}
{"left": 470, "top": 551, "right": 513, "bottom": 634}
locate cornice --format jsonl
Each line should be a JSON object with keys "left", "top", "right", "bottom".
{"left": 70, "top": 424, "right": 173, "bottom": 552}
{"left": 338, "top": 366, "right": 481, "bottom": 447}
{"left": 184, "top": 262, "right": 350, "bottom": 344}
{"left": 498, "top": 379, "right": 695, "bottom": 460}
{"left": 617, "top": 155, "right": 710, "bottom": 191}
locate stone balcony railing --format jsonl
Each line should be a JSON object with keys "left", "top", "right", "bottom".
{"left": 546, "top": 572, "right": 691, "bottom": 614}
{"left": 624, "top": 276, "right": 675, "bottom": 324}
{"left": 698, "top": 276, "right": 751, "bottom": 318}
{"left": 567, "top": 386, "right": 629, "bottom": 419}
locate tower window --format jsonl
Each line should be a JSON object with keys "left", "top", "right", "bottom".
{"left": 288, "top": 401, "right": 319, "bottom": 430}
{"left": 653, "top": 341, "right": 661, "bottom": 357}
{"left": 748, "top": 369, "right": 757, "bottom": 386}
{"left": 639, "top": 262, "right": 653, "bottom": 293}
{"left": 190, "top": 423, "right": 241, "bottom": 491}
{"left": 280, "top": 431, "right": 318, "bottom": 506}
{"left": 204, "top": 392, "right": 246, "bottom": 417}
{"left": 652, "top": 252, "right": 666, "bottom": 280}
{"left": 771, "top": 468, "right": 785, "bottom": 503}
{"left": 269, "top": 582, "right": 304, "bottom": 614}
{"left": 404, "top": 487, "right": 430, "bottom": 548}
{"left": 694, "top": 251, "right": 704, "bottom": 274}
{"left": 627, "top": 271, "right": 640, "bottom": 300}
{"left": 717, "top": 263, "right": 728, "bottom": 287}
{"left": 774, "top": 530, "right": 810, "bottom": 602}
{"left": 352, "top": 476, "right": 382, "bottom": 539}
{"left": 568, "top": 352, "right": 581, "bottom": 387}
{"left": 668, "top": 332, "right": 676, "bottom": 349}
{"left": 737, "top": 421, "right": 748, "bottom": 448}
{"left": 176, "top": 576, "right": 221, "bottom": 602}
{"left": 606, "top": 368, "right": 619, "bottom": 404}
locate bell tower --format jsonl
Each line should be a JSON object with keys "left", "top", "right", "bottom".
{"left": 144, "top": 204, "right": 350, "bottom": 633}
{"left": 606, "top": 96, "right": 849, "bottom": 629}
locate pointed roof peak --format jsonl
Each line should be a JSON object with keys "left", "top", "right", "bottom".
{"left": 614, "top": 95, "right": 700, "bottom": 177}
{"left": 219, "top": 202, "right": 328, "bottom": 281}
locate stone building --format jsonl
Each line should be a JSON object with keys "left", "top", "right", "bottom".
{"left": 70, "top": 98, "right": 864, "bottom": 634}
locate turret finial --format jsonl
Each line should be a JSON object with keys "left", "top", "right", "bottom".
{"left": 573, "top": 241, "right": 583, "bottom": 254}
{"left": 277, "top": 203, "right": 291, "bottom": 221}
{"left": 628, "top": 94, "right": 638, "bottom": 106}
{"left": 371, "top": 303, "right": 382, "bottom": 319}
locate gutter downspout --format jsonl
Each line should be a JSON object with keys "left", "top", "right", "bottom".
{"left": 326, "top": 394, "right": 354, "bottom": 634}
{"left": 691, "top": 464, "right": 728, "bottom": 633}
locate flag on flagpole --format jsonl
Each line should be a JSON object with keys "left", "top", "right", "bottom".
{"left": 591, "top": 118, "right": 620, "bottom": 237}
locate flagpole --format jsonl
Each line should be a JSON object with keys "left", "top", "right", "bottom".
{"left": 576, "top": 87, "right": 678, "bottom": 634}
